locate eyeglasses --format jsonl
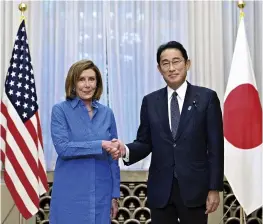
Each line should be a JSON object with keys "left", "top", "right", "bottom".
{"left": 161, "top": 58, "right": 185, "bottom": 71}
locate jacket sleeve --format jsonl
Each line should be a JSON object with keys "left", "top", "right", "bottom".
{"left": 206, "top": 91, "right": 224, "bottom": 191}
{"left": 108, "top": 110, "right": 120, "bottom": 198}
{"left": 125, "top": 96, "right": 152, "bottom": 165}
{"left": 51, "top": 104, "right": 103, "bottom": 159}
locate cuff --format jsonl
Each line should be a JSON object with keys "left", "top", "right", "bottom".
{"left": 122, "top": 145, "right": 130, "bottom": 162}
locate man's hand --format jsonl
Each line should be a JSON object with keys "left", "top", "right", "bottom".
{"left": 111, "top": 139, "right": 126, "bottom": 160}
{"left": 111, "top": 198, "right": 118, "bottom": 219}
{"left": 205, "top": 190, "right": 220, "bottom": 214}
{"left": 102, "top": 140, "right": 120, "bottom": 160}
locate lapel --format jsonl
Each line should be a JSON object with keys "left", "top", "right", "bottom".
{"left": 174, "top": 82, "right": 199, "bottom": 141}
{"left": 156, "top": 87, "right": 174, "bottom": 141}
{"left": 156, "top": 83, "right": 199, "bottom": 142}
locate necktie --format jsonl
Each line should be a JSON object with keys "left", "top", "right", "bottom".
{"left": 171, "top": 92, "right": 180, "bottom": 139}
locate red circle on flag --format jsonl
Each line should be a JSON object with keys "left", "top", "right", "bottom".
{"left": 224, "top": 84, "right": 262, "bottom": 149}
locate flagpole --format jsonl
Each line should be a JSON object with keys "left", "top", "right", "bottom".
{"left": 237, "top": 1, "right": 246, "bottom": 224}
{"left": 18, "top": 0, "right": 26, "bottom": 221}
{"left": 218, "top": 199, "right": 237, "bottom": 224}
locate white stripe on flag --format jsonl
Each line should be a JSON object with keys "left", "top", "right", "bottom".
{"left": 3, "top": 98, "right": 38, "bottom": 161}
{"left": 5, "top": 158, "right": 38, "bottom": 213}
{"left": 0, "top": 138, "right": 6, "bottom": 169}
{"left": 6, "top": 126, "right": 39, "bottom": 195}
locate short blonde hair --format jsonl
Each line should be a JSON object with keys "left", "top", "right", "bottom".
{"left": 65, "top": 59, "right": 103, "bottom": 100}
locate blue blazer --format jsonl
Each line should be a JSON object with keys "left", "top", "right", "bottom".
{"left": 125, "top": 83, "right": 224, "bottom": 208}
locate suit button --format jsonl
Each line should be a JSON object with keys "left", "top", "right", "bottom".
{"left": 173, "top": 143, "right": 176, "bottom": 148}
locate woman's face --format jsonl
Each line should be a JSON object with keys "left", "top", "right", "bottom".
{"left": 75, "top": 69, "right": 97, "bottom": 102}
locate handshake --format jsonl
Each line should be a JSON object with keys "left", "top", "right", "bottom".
{"left": 102, "top": 139, "right": 126, "bottom": 160}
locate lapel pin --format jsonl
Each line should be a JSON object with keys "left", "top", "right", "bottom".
{"left": 188, "top": 106, "right": 192, "bottom": 111}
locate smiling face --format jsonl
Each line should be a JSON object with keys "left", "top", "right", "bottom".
{"left": 158, "top": 48, "right": 191, "bottom": 89}
{"left": 75, "top": 69, "right": 97, "bottom": 103}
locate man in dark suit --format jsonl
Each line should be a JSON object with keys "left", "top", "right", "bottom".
{"left": 112, "top": 41, "right": 224, "bottom": 224}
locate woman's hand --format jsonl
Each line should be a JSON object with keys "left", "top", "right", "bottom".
{"left": 102, "top": 140, "right": 120, "bottom": 160}
{"left": 111, "top": 198, "right": 119, "bottom": 219}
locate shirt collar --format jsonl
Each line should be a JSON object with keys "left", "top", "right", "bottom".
{"left": 69, "top": 97, "right": 99, "bottom": 109}
{"left": 167, "top": 80, "right": 187, "bottom": 100}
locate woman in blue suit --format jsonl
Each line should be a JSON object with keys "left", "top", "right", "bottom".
{"left": 49, "top": 59, "right": 120, "bottom": 224}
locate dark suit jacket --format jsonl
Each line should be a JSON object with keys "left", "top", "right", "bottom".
{"left": 125, "top": 82, "right": 224, "bottom": 208}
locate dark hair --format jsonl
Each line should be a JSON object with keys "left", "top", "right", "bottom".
{"left": 65, "top": 59, "right": 103, "bottom": 100}
{"left": 156, "top": 41, "right": 188, "bottom": 64}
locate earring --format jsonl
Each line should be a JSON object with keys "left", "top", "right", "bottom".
{"left": 72, "top": 87, "right": 76, "bottom": 94}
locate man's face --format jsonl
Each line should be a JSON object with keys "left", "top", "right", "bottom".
{"left": 158, "top": 48, "right": 190, "bottom": 89}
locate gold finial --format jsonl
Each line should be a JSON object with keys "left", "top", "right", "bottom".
{"left": 18, "top": 2, "right": 27, "bottom": 21}
{"left": 237, "top": 1, "right": 245, "bottom": 19}
{"left": 18, "top": 3, "right": 27, "bottom": 13}
{"left": 237, "top": 1, "right": 245, "bottom": 9}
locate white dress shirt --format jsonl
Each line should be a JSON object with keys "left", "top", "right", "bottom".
{"left": 123, "top": 81, "right": 188, "bottom": 162}
{"left": 167, "top": 81, "right": 187, "bottom": 129}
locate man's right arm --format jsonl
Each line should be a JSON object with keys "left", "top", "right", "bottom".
{"left": 121, "top": 96, "right": 152, "bottom": 165}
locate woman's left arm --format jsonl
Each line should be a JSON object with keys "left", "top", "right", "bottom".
{"left": 109, "top": 110, "right": 120, "bottom": 199}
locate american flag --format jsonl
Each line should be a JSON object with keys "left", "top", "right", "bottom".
{"left": 0, "top": 20, "right": 48, "bottom": 219}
